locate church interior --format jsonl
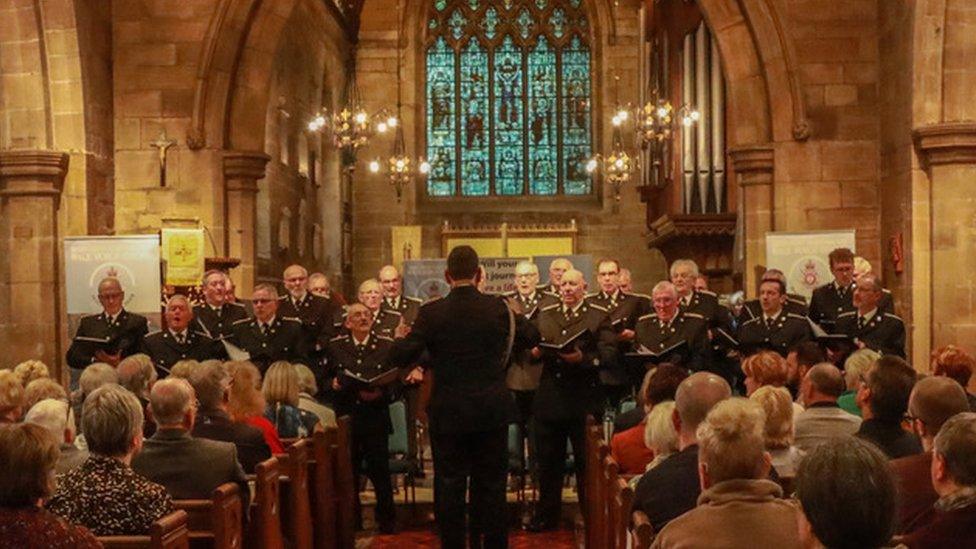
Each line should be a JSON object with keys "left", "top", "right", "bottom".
{"left": 2, "top": 0, "right": 976, "bottom": 547}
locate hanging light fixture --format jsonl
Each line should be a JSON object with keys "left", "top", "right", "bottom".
{"left": 307, "top": 53, "right": 394, "bottom": 152}
{"left": 587, "top": 75, "right": 638, "bottom": 207}
{"left": 367, "top": 0, "right": 429, "bottom": 200}
{"left": 634, "top": 87, "right": 700, "bottom": 147}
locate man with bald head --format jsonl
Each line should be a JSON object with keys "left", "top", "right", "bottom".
{"left": 794, "top": 363, "right": 862, "bottom": 453}
{"left": 540, "top": 257, "right": 573, "bottom": 297}
{"left": 634, "top": 372, "right": 731, "bottom": 533}
{"left": 890, "top": 376, "right": 971, "bottom": 533}
{"left": 527, "top": 268, "right": 617, "bottom": 531}
{"left": 835, "top": 273, "right": 906, "bottom": 358}
{"left": 141, "top": 295, "right": 225, "bottom": 378}
{"left": 379, "top": 265, "right": 422, "bottom": 325}
{"left": 67, "top": 277, "right": 150, "bottom": 373}
{"left": 132, "top": 378, "right": 249, "bottom": 508}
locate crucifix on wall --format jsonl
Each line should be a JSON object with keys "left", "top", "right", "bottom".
{"left": 150, "top": 130, "right": 176, "bottom": 187}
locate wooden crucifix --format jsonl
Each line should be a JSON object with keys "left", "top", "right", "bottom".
{"left": 150, "top": 130, "right": 176, "bottom": 187}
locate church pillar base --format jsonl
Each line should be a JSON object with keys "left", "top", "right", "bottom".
{"left": 223, "top": 151, "right": 270, "bottom": 297}
{"left": 729, "top": 145, "right": 775, "bottom": 299}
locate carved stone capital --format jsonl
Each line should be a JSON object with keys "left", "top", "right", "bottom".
{"left": 913, "top": 122, "right": 976, "bottom": 168}
{"left": 222, "top": 150, "right": 270, "bottom": 182}
{"left": 728, "top": 144, "right": 774, "bottom": 186}
{"left": 0, "top": 150, "right": 69, "bottom": 200}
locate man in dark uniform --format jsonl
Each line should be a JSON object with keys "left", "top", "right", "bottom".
{"left": 193, "top": 270, "right": 249, "bottom": 341}
{"left": 835, "top": 273, "right": 906, "bottom": 358}
{"left": 67, "top": 277, "right": 149, "bottom": 371}
{"left": 810, "top": 248, "right": 895, "bottom": 332}
{"left": 587, "top": 258, "right": 650, "bottom": 401}
{"left": 379, "top": 265, "right": 423, "bottom": 324}
{"left": 504, "top": 260, "right": 549, "bottom": 426}
{"left": 279, "top": 264, "right": 342, "bottom": 348}
{"left": 670, "top": 259, "right": 733, "bottom": 331}
{"left": 737, "top": 268, "right": 809, "bottom": 324}
{"left": 327, "top": 303, "right": 397, "bottom": 534}
{"left": 142, "top": 295, "right": 225, "bottom": 377}
{"left": 538, "top": 257, "right": 573, "bottom": 297}
{"left": 388, "top": 246, "right": 540, "bottom": 549}
{"left": 230, "top": 283, "right": 308, "bottom": 373}
{"left": 633, "top": 281, "right": 710, "bottom": 372}
{"left": 354, "top": 278, "right": 402, "bottom": 338}
{"left": 527, "top": 268, "right": 617, "bottom": 532}
{"left": 737, "top": 278, "right": 812, "bottom": 358}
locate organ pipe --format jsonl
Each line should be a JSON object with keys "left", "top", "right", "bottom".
{"left": 682, "top": 34, "right": 695, "bottom": 214}
{"left": 694, "top": 23, "right": 710, "bottom": 214}
{"left": 710, "top": 33, "right": 725, "bottom": 212}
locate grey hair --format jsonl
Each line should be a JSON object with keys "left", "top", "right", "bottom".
{"left": 117, "top": 353, "right": 157, "bottom": 398}
{"left": 25, "top": 398, "right": 73, "bottom": 442}
{"left": 188, "top": 360, "right": 229, "bottom": 410}
{"left": 644, "top": 400, "right": 679, "bottom": 458}
{"left": 80, "top": 363, "right": 119, "bottom": 396}
{"left": 651, "top": 280, "right": 677, "bottom": 298}
{"left": 669, "top": 259, "right": 699, "bottom": 278}
{"left": 252, "top": 283, "right": 278, "bottom": 299}
{"left": 149, "top": 378, "right": 196, "bottom": 426}
{"left": 934, "top": 412, "right": 976, "bottom": 486}
{"left": 858, "top": 272, "right": 883, "bottom": 293}
{"left": 515, "top": 260, "right": 539, "bottom": 275}
{"left": 82, "top": 384, "right": 144, "bottom": 457}
{"left": 294, "top": 363, "right": 318, "bottom": 395}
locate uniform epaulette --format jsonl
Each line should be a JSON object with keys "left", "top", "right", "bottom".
{"left": 192, "top": 330, "right": 209, "bottom": 338}
{"left": 787, "top": 297, "right": 806, "bottom": 305}
{"left": 405, "top": 296, "right": 422, "bottom": 303}
{"left": 375, "top": 335, "right": 394, "bottom": 342}
{"left": 227, "top": 301, "right": 246, "bottom": 308}
{"left": 884, "top": 313, "right": 904, "bottom": 322}
{"left": 589, "top": 303, "right": 608, "bottom": 312}
{"left": 741, "top": 317, "right": 761, "bottom": 326}
{"left": 637, "top": 313, "right": 655, "bottom": 322}
{"left": 383, "top": 309, "right": 403, "bottom": 316}
{"left": 882, "top": 288, "right": 892, "bottom": 294}
{"left": 540, "top": 303, "right": 560, "bottom": 312}
{"left": 626, "top": 292, "right": 651, "bottom": 300}
{"left": 330, "top": 334, "right": 349, "bottom": 342}
{"left": 145, "top": 329, "right": 162, "bottom": 336}
{"left": 837, "top": 311, "right": 856, "bottom": 318}
{"left": 277, "top": 295, "right": 288, "bottom": 300}
{"left": 232, "top": 318, "right": 252, "bottom": 325}
{"left": 698, "top": 289, "right": 717, "bottom": 297}
{"left": 683, "top": 312, "right": 705, "bottom": 319}
{"left": 585, "top": 292, "right": 599, "bottom": 298}
{"left": 282, "top": 316, "right": 302, "bottom": 323}
{"left": 786, "top": 313, "right": 808, "bottom": 320}
{"left": 81, "top": 312, "right": 100, "bottom": 318}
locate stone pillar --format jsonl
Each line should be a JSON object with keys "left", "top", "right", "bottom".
{"left": 729, "top": 144, "right": 774, "bottom": 298}
{"left": 913, "top": 122, "right": 976, "bottom": 352}
{"left": 223, "top": 151, "right": 270, "bottom": 297}
{"left": 0, "top": 151, "right": 68, "bottom": 374}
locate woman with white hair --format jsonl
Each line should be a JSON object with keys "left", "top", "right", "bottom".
{"left": 24, "top": 398, "right": 87, "bottom": 473}
{"left": 0, "top": 370, "right": 25, "bottom": 424}
{"left": 650, "top": 398, "right": 801, "bottom": 548}
{"left": 750, "top": 385, "right": 805, "bottom": 477}
{"left": 46, "top": 384, "right": 172, "bottom": 536}
{"left": 294, "top": 363, "right": 336, "bottom": 428}
{"left": 838, "top": 348, "right": 881, "bottom": 416}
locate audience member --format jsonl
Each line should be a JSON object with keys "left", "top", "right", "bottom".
{"left": 0, "top": 423, "right": 101, "bottom": 547}
{"left": 226, "top": 361, "right": 284, "bottom": 453}
{"left": 613, "top": 363, "right": 688, "bottom": 433}
{"left": 611, "top": 366, "right": 687, "bottom": 474}
{"left": 47, "top": 384, "right": 172, "bottom": 536}
{"left": 786, "top": 341, "right": 826, "bottom": 400}
{"left": 838, "top": 348, "right": 881, "bottom": 416}
{"left": 23, "top": 378, "right": 67, "bottom": 414}
{"left": 295, "top": 363, "right": 336, "bottom": 428}
{"left": 0, "top": 370, "right": 26, "bottom": 424}
{"left": 24, "top": 399, "right": 87, "bottom": 474}
{"left": 189, "top": 360, "right": 271, "bottom": 473}
{"left": 642, "top": 400, "right": 678, "bottom": 472}
{"left": 891, "top": 376, "right": 970, "bottom": 534}
{"left": 12, "top": 360, "right": 49, "bottom": 386}
{"left": 71, "top": 362, "right": 117, "bottom": 436}
{"left": 900, "top": 413, "right": 976, "bottom": 548}
{"left": 650, "top": 398, "right": 800, "bottom": 548}
{"left": 117, "top": 354, "right": 157, "bottom": 403}
{"left": 634, "top": 372, "right": 731, "bottom": 532}
{"left": 794, "top": 363, "right": 862, "bottom": 453}
{"left": 741, "top": 351, "right": 789, "bottom": 395}
{"left": 132, "top": 378, "right": 249, "bottom": 507}
{"left": 930, "top": 345, "right": 976, "bottom": 410}
{"left": 168, "top": 359, "right": 198, "bottom": 380}
{"left": 855, "top": 355, "right": 921, "bottom": 459}
{"left": 750, "top": 385, "right": 804, "bottom": 477}
{"left": 263, "top": 361, "right": 321, "bottom": 438}
{"left": 795, "top": 437, "right": 897, "bottom": 549}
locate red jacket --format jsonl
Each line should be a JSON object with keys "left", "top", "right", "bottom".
{"left": 610, "top": 421, "right": 655, "bottom": 475}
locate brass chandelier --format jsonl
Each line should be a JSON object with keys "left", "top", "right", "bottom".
{"left": 307, "top": 57, "right": 394, "bottom": 152}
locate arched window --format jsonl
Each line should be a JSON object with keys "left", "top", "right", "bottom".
{"left": 425, "top": 0, "right": 592, "bottom": 197}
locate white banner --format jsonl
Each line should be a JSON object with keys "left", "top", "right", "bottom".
{"left": 64, "top": 235, "right": 162, "bottom": 317}
{"left": 765, "top": 231, "right": 856, "bottom": 299}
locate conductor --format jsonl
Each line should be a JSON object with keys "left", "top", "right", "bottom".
{"left": 389, "top": 246, "right": 540, "bottom": 549}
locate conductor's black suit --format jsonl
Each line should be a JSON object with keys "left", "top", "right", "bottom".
{"left": 388, "top": 284, "right": 540, "bottom": 549}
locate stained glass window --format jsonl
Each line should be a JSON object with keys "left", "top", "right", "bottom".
{"left": 425, "top": 0, "right": 592, "bottom": 197}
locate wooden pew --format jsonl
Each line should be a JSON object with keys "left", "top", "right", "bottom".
{"left": 98, "top": 510, "right": 190, "bottom": 549}
{"left": 334, "top": 416, "right": 357, "bottom": 549}
{"left": 276, "top": 438, "right": 313, "bottom": 549}
{"left": 584, "top": 416, "right": 610, "bottom": 549}
{"left": 631, "top": 510, "right": 654, "bottom": 549}
{"left": 308, "top": 429, "right": 339, "bottom": 549}
{"left": 609, "top": 475, "right": 634, "bottom": 549}
{"left": 246, "top": 457, "right": 284, "bottom": 549}
{"left": 172, "top": 482, "right": 243, "bottom": 549}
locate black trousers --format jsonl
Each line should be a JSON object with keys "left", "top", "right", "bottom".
{"left": 352, "top": 429, "right": 395, "bottom": 528}
{"left": 534, "top": 417, "right": 586, "bottom": 524}
{"left": 430, "top": 427, "right": 509, "bottom": 549}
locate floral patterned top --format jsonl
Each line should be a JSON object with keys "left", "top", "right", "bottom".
{"left": 0, "top": 506, "right": 102, "bottom": 548}
{"left": 46, "top": 455, "right": 172, "bottom": 536}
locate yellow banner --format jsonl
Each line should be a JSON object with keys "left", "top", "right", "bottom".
{"left": 392, "top": 226, "right": 423, "bottom": 271}
{"left": 161, "top": 228, "right": 205, "bottom": 286}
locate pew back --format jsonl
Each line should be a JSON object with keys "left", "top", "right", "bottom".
{"left": 277, "top": 438, "right": 313, "bottom": 549}
{"left": 98, "top": 510, "right": 190, "bottom": 549}
{"left": 247, "top": 457, "right": 283, "bottom": 549}
{"left": 172, "top": 482, "right": 243, "bottom": 549}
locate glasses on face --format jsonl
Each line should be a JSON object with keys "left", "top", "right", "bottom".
{"left": 99, "top": 292, "right": 123, "bottom": 300}
{"left": 252, "top": 298, "right": 274, "bottom": 304}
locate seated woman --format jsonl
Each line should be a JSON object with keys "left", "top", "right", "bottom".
{"left": 930, "top": 345, "right": 976, "bottom": 411}
{"left": 610, "top": 364, "right": 687, "bottom": 474}
{"left": 838, "top": 349, "right": 881, "bottom": 416}
{"left": 0, "top": 422, "right": 101, "bottom": 547}
{"left": 0, "top": 370, "right": 25, "bottom": 425}
{"left": 46, "top": 384, "right": 173, "bottom": 536}
{"left": 226, "top": 361, "right": 284, "bottom": 454}
{"left": 628, "top": 400, "right": 678, "bottom": 489}
{"left": 650, "top": 398, "right": 801, "bottom": 548}
{"left": 263, "top": 361, "right": 322, "bottom": 438}
{"left": 750, "top": 385, "right": 805, "bottom": 477}
{"left": 295, "top": 363, "right": 336, "bottom": 428}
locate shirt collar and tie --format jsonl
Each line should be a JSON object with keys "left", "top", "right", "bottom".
{"left": 352, "top": 333, "right": 370, "bottom": 348}
{"left": 292, "top": 292, "right": 307, "bottom": 308}
{"left": 764, "top": 310, "right": 782, "bottom": 329}
{"left": 680, "top": 293, "right": 693, "bottom": 307}
{"left": 858, "top": 308, "right": 878, "bottom": 329}
{"left": 260, "top": 316, "right": 276, "bottom": 335}
{"left": 105, "top": 311, "right": 121, "bottom": 326}
{"left": 170, "top": 329, "right": 189, "bottom": 345}
{"left": 386, "top": 295, "right": 401, "bottom": 310}
{"left": 562, "top": 301, "right": 585, "bottom": 319}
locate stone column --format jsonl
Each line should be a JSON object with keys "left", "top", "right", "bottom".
{"left": 223, "top": 150, "right": 270, "bottom": 297}
{"left": 729, "top": 144, "right": 774, "bottom": 298}
{"left": 913, "top": 122, "right": 976, "bottom": 352}
{"left": 0, "top": 151, "right": 68, "bottom": 374}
